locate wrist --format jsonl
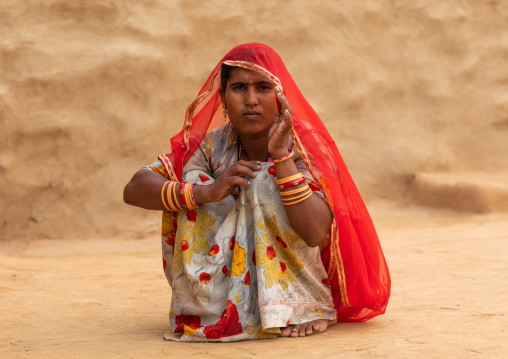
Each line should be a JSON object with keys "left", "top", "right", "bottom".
{"left": 270, "top": 149, "right": 289, "bottom": 160}
{"left": 193, "top": 184, "right": 210, "bottom": 204}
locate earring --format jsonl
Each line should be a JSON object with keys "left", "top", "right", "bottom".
{"left": 222, "top": 102, "right": 228, "bottom": 121}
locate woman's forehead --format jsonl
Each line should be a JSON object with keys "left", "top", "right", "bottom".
{"left": 228, "top": 67, "right": 272, "bottom": 83}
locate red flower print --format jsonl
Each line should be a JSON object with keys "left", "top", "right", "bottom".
{"left": 165, "top": 233, "right": 175, "bottom": 247}
{"left": 308, "top": 182, "right": 321, "bottom": 192}
{"left": 275, "top": 235, "right": 287, "bottom": 248}
{"left": 266, "top": 245, "right": 276, "bottom": 260}
{"left": 203, "top": 300, "right": 243, "bottom": 339}
{"left": 199, "top": 272, "right": 211, "bottom": 284}
{"left": 186, "top": 211, "right": 197, "bottom": 222}
{"left": 229, "top": 236, "right": 236, "bottom": 251}
{"left": 322, "top": 277, "right": 331, "bottom": 286}
{"left": 252, "top": 251, "right": 256, "bottom": 266}
{"left": 199, "top": 173, "right": 211, "bottom": 182}
{"left": 181, "top": 240, "right": 189, "bottom": 251}
{"left": 268, "top": 165, "right": 276, "bottom": 177}
{"left": 174, "top": 314, "right": 202, "bottom": 334}
{"left": 222, "top": 265, "right": 229, "bottom": 276}
{"left": 244, "top": 271, "right": 251, "bottom": 286}
{"left": 280, "top": 262, "right": 286, "bottom": 274}
{"left": 286, "top": 319, "right": 290, "bottom": 327}
{"left": 162, "top": 257, "right": 166, "bottom": 272}
{"left": 208, "top": 244, "right": 220, "bottom": 256}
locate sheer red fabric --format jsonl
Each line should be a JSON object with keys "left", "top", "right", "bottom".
{"left": 159, "top": 43, "right": 390, "bottom": 322}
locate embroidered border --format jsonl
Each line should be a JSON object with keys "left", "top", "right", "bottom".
{"left": 222, "top": 60, "right": 282, "bottom": 89}
{"left": 291, "top": 129, "right": 350, "bottom": 307}
{"left": 158, "top": 153, "right": 178, "bottom": 181}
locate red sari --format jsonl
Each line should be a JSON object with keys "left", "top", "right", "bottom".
{"left": 158, "top": 43, "right": 390, "bottom": 322}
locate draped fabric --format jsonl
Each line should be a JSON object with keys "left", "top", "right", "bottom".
{"left": 158, "top": 43, "right": 390, "bottom": 322}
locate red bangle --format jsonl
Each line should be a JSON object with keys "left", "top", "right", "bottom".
{"left": 179, "top": 182, "right": 187, "bottom": 208}
{"left": 278, "top": 176, "right": 305, "bottom": 190}
{"left": 268, "top": 150, "right": 294, "bottom": 164}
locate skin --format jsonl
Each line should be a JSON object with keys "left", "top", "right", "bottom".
{"left": 123, "top": 67, "right": 335, "bottom": 337}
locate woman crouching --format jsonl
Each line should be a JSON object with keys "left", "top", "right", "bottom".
{"left": 124, "top": 43, "right": 390, "bottom": 342}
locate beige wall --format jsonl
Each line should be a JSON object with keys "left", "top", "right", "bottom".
{"left": 1, "top": 0, "right": 507, "bottom": 240}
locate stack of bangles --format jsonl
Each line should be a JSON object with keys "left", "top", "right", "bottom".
{"left": 161, "top": 181, "right": 201, "bottom": 211}
{"left": 276, "top": 173, "right": 313, "bottom": 206}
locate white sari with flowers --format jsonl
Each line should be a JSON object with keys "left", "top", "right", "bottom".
{"left": 147, "top": 123, "right": 336, "bottom": 342}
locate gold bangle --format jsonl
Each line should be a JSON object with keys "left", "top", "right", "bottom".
{"left": 282, "top": 188, "right": 311, "bottom": 203}
{"left": 184, "top": 183, "right": 198, "bottom": 210}
{"left": 282, "top": 189, "right": 313, "bottom": 206}
{"left": 184, "top": 183, "right": 191, "bottom": 209}
{"left": 166, "top": 182, "right": 176, "bottom": 211}
{"left": 280, "top": 184, "right": 309, "bottom": 197}
{"left": 276, "top": 172, "right": 304, "bottom": 185}
{"left": 172, "top": 182, "right": 183, "bottom": 210}
{"left": 161, "top": 181, "right": 171, "bottom": 211}
{"left": 167, "top": 182, "right": 180, "bottom": 211}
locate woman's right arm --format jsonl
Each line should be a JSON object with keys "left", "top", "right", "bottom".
{"left": 123, "top": 169, "right": 169, "bottom": 210}
{"left": 124, "top": 160, "right": 262, "bottom": 211}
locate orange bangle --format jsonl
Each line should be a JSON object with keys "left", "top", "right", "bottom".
{"left": 276, "top": 173, "right": 304, "bottom": 185}
{"left": 165, "top": 182, "right": 176, "bottom": 211}
{"left": 161, "top": 181, "right": 171, "bottom": 211}
{"left": 282, "top": 189, "right": 313, "bottom": 205}
{"left": 168, "top": 182, "right": 183, "bottom": 211}
{"left": 280, "top": 184, "right": 309, "bottom": 197}
{"left": 282, "top": 188, "right": 311, "bottom": 203}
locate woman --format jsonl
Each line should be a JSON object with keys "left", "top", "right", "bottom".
{"left": 124, "top": 43, "right": 390, "bottom": 341}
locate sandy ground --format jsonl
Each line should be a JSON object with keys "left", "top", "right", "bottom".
{"left": 1, "top": 201, "right": 507, "bottom": 359}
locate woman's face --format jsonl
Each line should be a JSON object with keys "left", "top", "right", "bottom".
{"left": 224, "top": 67, "right": 278, "bottom": 138}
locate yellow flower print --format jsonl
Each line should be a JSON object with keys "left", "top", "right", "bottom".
{"left": 231, "top": 242, "right": 246, "bottom": 277}
{"left": 254, "top": 215, "right": 304, "bottom": 292}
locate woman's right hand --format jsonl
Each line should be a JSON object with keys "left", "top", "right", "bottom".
{"left": 195, "top": 160, "right": 262, "bottom": 203}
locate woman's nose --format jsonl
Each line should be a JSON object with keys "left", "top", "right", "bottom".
{"left": 244, "top": 87, "right": 259, "bottom": 106}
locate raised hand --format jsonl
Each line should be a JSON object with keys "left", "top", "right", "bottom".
{"left": 268, "top": 87, "right": 293, "bottom": 159}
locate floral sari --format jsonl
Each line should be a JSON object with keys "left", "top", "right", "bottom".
{"left": 149, "top": 43, "right": 390, "bottom": 341}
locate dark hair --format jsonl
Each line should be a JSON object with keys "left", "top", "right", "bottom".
{"left": 220, "top": 64, "right": 234, "bottom": 104}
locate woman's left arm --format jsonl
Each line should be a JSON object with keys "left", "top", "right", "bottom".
{"left": 268, "top": 88, "right": 332, "bottom": 248}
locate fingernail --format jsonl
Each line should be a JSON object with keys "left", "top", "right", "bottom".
{"left": 285, "top": 109, "right": 290, "bottom": 115}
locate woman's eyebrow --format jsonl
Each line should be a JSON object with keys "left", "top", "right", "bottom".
{"left": 229, "top": 80, "right": 274, "bottom": 87}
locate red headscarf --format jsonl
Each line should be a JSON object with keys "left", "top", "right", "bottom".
{"left": 159, "top": 43, "right": 390, "bottom": 322}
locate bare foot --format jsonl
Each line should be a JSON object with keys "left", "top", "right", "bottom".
{"left": 280, "top": 319, "right": 337, "bottom": 338}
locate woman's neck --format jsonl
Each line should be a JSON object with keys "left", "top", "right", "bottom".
{"left": 238, "top": 134, "right": 270, "bottom": 162}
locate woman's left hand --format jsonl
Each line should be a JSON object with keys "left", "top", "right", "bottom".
{"left": 268, "top": 87, "right": 293, "bottom": 158}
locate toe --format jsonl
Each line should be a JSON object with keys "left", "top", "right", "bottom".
{"left": 280, "top": 326, "right": 292, "bottom": 337}
{"left": 306, "top": 323, "right": 313, "bottom": 336}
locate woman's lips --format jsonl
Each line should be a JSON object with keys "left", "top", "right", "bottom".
{"left": 243, "top": 111, "right": 261, "bottom": 119}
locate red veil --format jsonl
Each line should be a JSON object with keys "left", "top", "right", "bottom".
{"left": 158, "top": 43, "right": 390, "bottom": 322}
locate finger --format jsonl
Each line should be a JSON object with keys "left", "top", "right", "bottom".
{"left": 268, "top": 121, "right": 278, "bottom": 140}
{"left": 228, "top": 163, "right": 260, "bottom": 178}
{"left": 224, "top": 175, "right": 251, "bottom": 188}
{"left": 235, "top": 160, "right": 262, "bottom": 172}
{"left": 276, "top": 89, "right": 291, "bottom": 115}
{"left": 280, "top": 108, "right": 293, "bottom": 132}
